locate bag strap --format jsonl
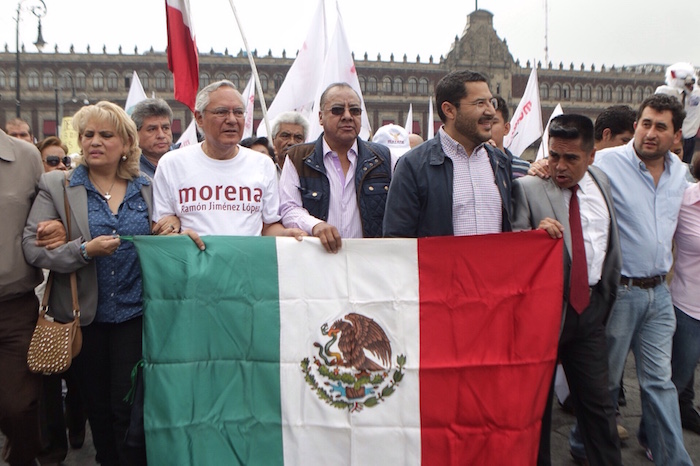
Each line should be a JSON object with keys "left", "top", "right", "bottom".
{"left": 63, "top": 174, "right": 81, "bottom": 319}
{"left": 40, "top": 271, "right": 54, "bottom": 309}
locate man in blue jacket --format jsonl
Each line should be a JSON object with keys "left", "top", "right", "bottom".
{"left": 384, "top": 70, "right": 512, "bottom": 237}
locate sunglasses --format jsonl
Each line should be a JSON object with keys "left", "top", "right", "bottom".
{"left": 45, "top": 155, "right": 72, "bottom": 167}
{"left": 328, "top": 106, "right": 362, "bottom": 116}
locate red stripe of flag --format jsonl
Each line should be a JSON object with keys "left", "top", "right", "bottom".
{"left": 418, "top": 231, "right": 563, "bottom": 465}
{"left": 165, "top": 0, "right": 199, "bottom": 112}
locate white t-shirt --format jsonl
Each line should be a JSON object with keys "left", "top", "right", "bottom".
{"left": 153, "top": 143, "right": 281, "bottom": 236}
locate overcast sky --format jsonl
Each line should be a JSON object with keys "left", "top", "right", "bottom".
{"left": 2, "top": 0, "right": 699, "bottom": 70}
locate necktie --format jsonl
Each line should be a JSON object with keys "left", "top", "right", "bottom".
{"left": 569, "top": 186, "right": 590, "bottom": 313}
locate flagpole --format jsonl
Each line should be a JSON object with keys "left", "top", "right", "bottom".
{"left": 226, "top": 0, "right": 272, "bottom": 138}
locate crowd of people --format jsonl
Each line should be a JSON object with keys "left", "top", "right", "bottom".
{"left": 0, "top": 63, "right": 699, "bottom": 466}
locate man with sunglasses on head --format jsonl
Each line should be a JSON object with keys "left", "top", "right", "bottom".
{"left": 383, "top": 70, "right": 512, "bottom": 238}
{"left": 279, "top": 82, "right": 393, "bottom": 253}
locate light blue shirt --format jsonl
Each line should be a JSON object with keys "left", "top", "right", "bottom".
{"left": 594, "top": 141, "right": 688, "bottom": 277}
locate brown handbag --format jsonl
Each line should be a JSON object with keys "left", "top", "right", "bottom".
{"left": 26, "top": 173, "right": 83, "bottom": 375}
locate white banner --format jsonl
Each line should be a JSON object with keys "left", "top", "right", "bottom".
{"left": 535, "top": 104, "right": 563, "bottom": 161}
{"left": 241, "top": 75, "right": 255, "bottom": 139}
{"left": 124, "top": 71, "right": 147, "bottom": 115}
{"left": 504, "top": 68, "right": 543, "bottom": 157}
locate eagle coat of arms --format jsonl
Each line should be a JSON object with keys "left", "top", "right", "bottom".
{"left": 301, "top": 313, "right": 406, "bottom": 412}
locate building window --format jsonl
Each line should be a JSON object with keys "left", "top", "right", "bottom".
{"left": 124, "top": 74, "right": 131, "bottom": 89}
{"left": 562, "top": 84, "right": 570, "bottom": 99}
{"left": 75, "top": 71, "right": 86, "bottom": 90}
{"left": 393, "top": 77, "right": 403, "bottom": 94}
{"left": 42, "top": 71, "right": 54, "bottom": 89}
{"left": 418, "top": 78, "right": 428, "bottom": 95}
{"left": 615, "top": 86, "right": 623, "bottom": 102}
{"left": 358, "top": 76, "right": 366, "bottom": 93}
{"left": 604, "top": 87, "right": 612, "bottom": 102}
{"left": 58, "top": 72, "right": 71, "bottom": 89}
{"left": 27, "top": 70, "right": 39, "bottom": 89}
{"left": 215, "top": 72, "right": 226, "bottom": 82}
{"left": 624, "top": 87, "right": 633, "bottom": 102}
{"left": 259, "top": 73, "right": 268, "bottom": 92}
{"left": 9, "top": 71, "right": 17, "bottom": 89}
{"left": 0, "top": 70, "right": 6, "bottom": 89}
{"left": 155, "top": 72, "right": 167, "bottom": 90}
{"left": 644, "top": 86, "right": 654, "bottom": 99}
{"left": 539, "top": 83, "right": 549, "bottom": 99}
{"left": 229, "top": 73, "right": 240, "bottom": 89}
{"left": 199, "top": 72, "right": 210, "bottom": 88}
{"left": 92, "top": 72, "right": 104, "bottom": 90}
{"left": 273, "top": 73, "right": 284, "bottom": 91}
{"left": 583, "top": 85, "right": 591, "bottom": 101}
{"left": 382, "top": 77, "right": 392, "bottom": 93}
{"left": 573, "top": 84, "right": 582, "bottom": 101}
{"left": 139, "top": 72, "right": 149, "bottom": 90}
{"left": 105, "top": 72, "right": 118, "bottom": 91}
{"left": 595, "top": 86, "right": 603, "bottom": 101}
{"left": 635, "top": 87, "right": 644, "bottom": 103}
{"left": 551, "top": 84, "right": 561, "bottom": 100}
{"left": 168, "top": 75, "right": 173, "bottom": 91}
{"left": 367, "top": 76, "right": 377, "bottom": 94}
{"left": 407, "top": 77, "right": 417, "bottom": 94}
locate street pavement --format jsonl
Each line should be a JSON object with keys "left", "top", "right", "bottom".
{"left": 3, "top": 353, "right": 700, "bottom": 465}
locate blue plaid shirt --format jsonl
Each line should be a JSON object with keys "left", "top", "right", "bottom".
{"left": 71, "top": 165, "right": 151, "bottom": 323}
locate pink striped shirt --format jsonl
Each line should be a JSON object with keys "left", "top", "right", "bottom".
{"left": 278, "top": 138, "right": 363, "bottom": 238}
{"left": 439, "top": 128, "right": 502, "bottom": 235}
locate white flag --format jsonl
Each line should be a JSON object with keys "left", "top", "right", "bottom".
{"left": 535, "top": 104, "right": 564, "bottom": 161}
{"left": 405, "top": 104, "right": 413, "bottom": 134}
{"left": 176, "top": 119, "right": 198, "bottom": 148}
{"left": 306, "top": 1, "right": 371, "bottom": 141}
{"left": 124, "top": 71, "right": 147, "bottom": 115}
{"left": 427, "top": 97, "right": 435, "bottom": 140}
{"left": 504, "top": 68, "right": 543, "bottom": 157}
{"left": 241, "top": 76, "right": 255, "bottom": 139}
{"left": 259, "top": 0, "right": 326, "bottom": 136}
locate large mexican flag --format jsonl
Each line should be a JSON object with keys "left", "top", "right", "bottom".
{"left": 133, "top": 232, "right": 562, "bottom": 466}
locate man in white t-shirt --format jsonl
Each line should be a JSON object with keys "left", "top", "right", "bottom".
{"left": 153, "top": 80, "right": 303, "bottom": 240}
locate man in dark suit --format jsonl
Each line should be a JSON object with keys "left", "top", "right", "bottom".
{"left": 513, "top": 114, "right": 622, "bottom": 466}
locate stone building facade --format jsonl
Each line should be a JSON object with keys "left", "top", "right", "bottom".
{"left": 0, "top": 9, "right": 686, "bottom": 148}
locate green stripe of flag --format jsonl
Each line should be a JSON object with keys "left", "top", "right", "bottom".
{"left": 134, "top": 236, "right": 283, "bottom": 466}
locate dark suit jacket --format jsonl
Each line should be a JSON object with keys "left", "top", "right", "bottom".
{"left": 22, "top": 168, "right": 153, "bottom": 325}
{"left": 383, "top": 136, "right": 513, "bottom": 237}
{"left": 512, "top": 166, "right": 621, "bottom": 322}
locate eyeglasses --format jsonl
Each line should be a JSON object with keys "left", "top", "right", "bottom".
{"left": 327, "top": 106, "right": 362, "bottom": 117}
{"left": 462, "top": 98, "right": 499, "bottom": 110}
{"left": 204, "top": 107, "right": 246, "bottom": 119}
{"left": 45, "top": 155, "right": 72, "bottom": 167}
{"left": 277, "top": 131, "right": 305, "bottom": 143}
